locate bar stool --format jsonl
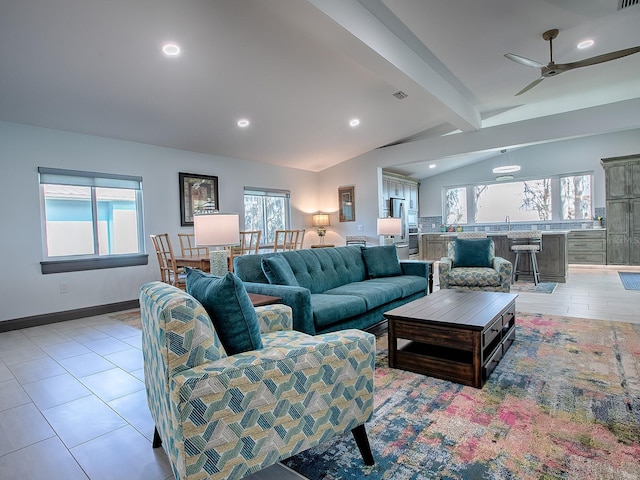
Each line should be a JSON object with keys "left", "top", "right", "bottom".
{"left": 507, "top": 230, "right": 542, "bottom": 285}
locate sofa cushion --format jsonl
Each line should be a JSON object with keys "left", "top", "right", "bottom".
{"left": 362, "top": 245, "right": 402, "bottom": 278}
{"left": 310, "top": 294, "right": 367, "bottom": 330}
{"left": 186, "top": 269, "right": 263, "bottom": 355}
{"left": 453, "top": 238, "right": 492, "bottom": 268}
{"left": 261, "top": 256, "right": 299, "bottom": 286}
{"left": 367, "top": 275, "right": 428, "bottom": 298}
{"left": 324, "top": 281, "right": 403, "bottom": 310}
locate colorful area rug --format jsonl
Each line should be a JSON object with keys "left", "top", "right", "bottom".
{"left": 285, "top": 314, "right": 640, "bottom": 480}
{"left": 109, "top": 310, "right": 640, "bottom": 479}
{"left": 510, "top": 281, "right": 557, "bottom": 294}
{"left": 619, "top": 272, "right": 640, "bottom": 291}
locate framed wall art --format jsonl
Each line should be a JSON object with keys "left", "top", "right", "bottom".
{"left": 179, "top": 172, "right": 219, "bottom": 226}
{"left": 338, "top": 185, "right": 355, "bottom": 222}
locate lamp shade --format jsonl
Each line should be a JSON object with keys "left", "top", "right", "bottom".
{"left": 194, "top": 213, "right": 240, "bottom": 246}
{"left": 377, "top": 217, "right": 402, "bottom": 236}
{"left": 312, "top": 213, "right": 330, "bottom": 227}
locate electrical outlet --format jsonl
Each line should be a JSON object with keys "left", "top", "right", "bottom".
{"left": 60, "top": 282, "right": 70, "bottom": 293}
{"left": 357, "top": 224, "right": 364, "bottom": 231}
{"left": 431, "top": 223, "right": 436, "bottom": 229}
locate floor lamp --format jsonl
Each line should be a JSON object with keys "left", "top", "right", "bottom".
{"left": 194, "top": 212, "right": 240, "bottom": 276}
{"left": 377, "top": 217, "right": 402, "bottom": 245}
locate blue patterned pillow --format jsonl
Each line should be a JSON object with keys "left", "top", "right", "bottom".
{"left": 186, "top": 269, "right": 263, "bottom": 355}
{"left": 261, "top": 255, "right": 299, "bottom": 286}
{"left": 454, "top": 238, "right": 492, "bottom": 267}
{"left": 362, "top": 245, "right": 402, "bottom": 278}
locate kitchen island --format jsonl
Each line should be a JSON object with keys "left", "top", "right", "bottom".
{"left": 420, "top": 231, "right": 569, "bottom": 283}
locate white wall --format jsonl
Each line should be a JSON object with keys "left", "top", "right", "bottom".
{"left": 419, "top": 129, "right": 640, "bottom": 217}
{"left": 0, "top": 122, "right": 318, "bottom": 321}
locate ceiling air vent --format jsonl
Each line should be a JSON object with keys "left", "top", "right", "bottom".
{"left": 393, "top": 91, "right": 408, "bottom": 100}
{"left": 618, "top": 0, "right": 639, "bottom": 10}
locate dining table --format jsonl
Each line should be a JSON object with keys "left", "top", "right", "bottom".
{"left": 175, "top": 254, "right": 211, "bottom": 273}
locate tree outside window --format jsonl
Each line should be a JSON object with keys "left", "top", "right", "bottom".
{"left": 444, "top": 187, "right": 467, "bottom": 224}
{"left": 560, "top": 174, "right": 592, "bottom": 220}
{"left": 244, "top": 188, "right": 290, "bottom": 244}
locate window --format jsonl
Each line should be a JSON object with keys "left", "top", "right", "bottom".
{"left": 443, "top": 187, "right": 467, "bottom": 224}
{"left": 560, "top": 174, "right": 592, "bottom": 220}
{"left": 475, "top": 179, "right": 552, "bottom": 223}
{"left": 243, "top": 187, "right": 290, "bottom": 244}
{"left": 39, "top": 167, "right": 146, "bottom": 273}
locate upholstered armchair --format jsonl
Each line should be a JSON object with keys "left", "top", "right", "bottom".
{"left": 439, "top": 238, "right": 512, "bottom": 293}
{"left": 139, "top": 281, "right": 375, "bottom": 480}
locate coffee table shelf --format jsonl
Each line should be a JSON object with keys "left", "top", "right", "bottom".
{"left": 385, "top": 289, "right": 518, "bottom": 388}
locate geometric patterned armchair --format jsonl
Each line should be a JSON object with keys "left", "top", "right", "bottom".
{"left": 139, "top": 281, "right": 375, "bottom": 480}
{"left": 439, "top": 239, "right": 512, "bottom": 293}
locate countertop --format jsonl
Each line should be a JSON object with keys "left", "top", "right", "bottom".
{"left": 421, "top": 230, "right": 587, "bottom": 237}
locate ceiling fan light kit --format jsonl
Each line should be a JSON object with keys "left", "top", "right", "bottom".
{"left": 505, "top": 28, "right": 640, "bottom": 96}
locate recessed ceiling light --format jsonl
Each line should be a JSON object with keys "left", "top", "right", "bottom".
{"left": 577, "top": 39, "right": 594, "bottom": 49}
{"left": 162, "top": 43, "right": 181, "bottom": 56}
{"left": 429, "top": 164, "right": 436, "bottom": 169}
{"left": 349, "top": 118, "right": 360, "bottom": 127}
{"left": 237, "top": 119, "right": 250, "bottom": 128}
{"left": 492, "top": 165, "right": 521, "bottom": 174}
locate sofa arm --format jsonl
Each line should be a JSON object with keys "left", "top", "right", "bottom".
{"left": 255, "top": 304, "right": 292, "bottom": 333}
{"left": 438, "top": 257, "right": 452, "bottom": 289}
{"left": 399, "top": 260, "right": 429, "bottom": 278}
{"left": 492, "top": 256, "right": 513, "bottom": 291}
{"left": 242, "top": 282, "right": 316, "bottom": 335}
{"left": 169, "top": 329, "right": 375, "bottom": 480}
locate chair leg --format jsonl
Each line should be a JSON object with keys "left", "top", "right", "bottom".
{"left": 153, "top": 427, "right": 162, "bottom": 448}
{"left": 531, "top": 252, "right": 540, "bottom": 285}
{"left": 351, "top": 424, "right": 375, "bottom": 466}
{"left": 511, "top": 252, "right": 520, "bottom": 283}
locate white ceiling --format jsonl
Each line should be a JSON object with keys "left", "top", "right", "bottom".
{"left": 1, "top": 0, "right": 639, "bottom": 178}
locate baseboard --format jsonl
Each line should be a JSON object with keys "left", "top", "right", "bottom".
{"left": 0, "top": 300, "right": 140, "bottom": 333}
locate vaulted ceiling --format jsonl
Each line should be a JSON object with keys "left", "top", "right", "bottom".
{"left": 1, "top": 0, "right": 639, "bottom": 178}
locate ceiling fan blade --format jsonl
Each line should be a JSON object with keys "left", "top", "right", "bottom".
{"left": 515, "top": 77, "right": 544, "bottom": 96}
{"left": 561, "top": 46, "right": 640, "bottom": 70}
{"left": 504, "top": 53, "right": 546, "bottom": 69}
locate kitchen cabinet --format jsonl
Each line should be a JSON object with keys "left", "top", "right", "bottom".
{"left": 408, "top": 183, "right": 418, "bottom": 211}
{"left": 601, "top": 154, "right": 640, "bottom": 265}
{"left": 420, "top": 234, "right": 448, "bottom": 261}
{"left": 381, "top": 173, "right": 419, "bottom": 217}
{"left": 567, "top": 230, "right": 606, "bottom": 265}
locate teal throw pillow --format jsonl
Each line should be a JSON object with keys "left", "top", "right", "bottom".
{"left": 453, "top": 238, "right": 492, "bottom": 268}
{"left": 261, "top": 255, "right": 299, "bottom": 286}
{"left": 186, "top": 269, "right": 263, "bottom": 355}
{"left": 362, "top": 245, "right": 402, "bottom": 278}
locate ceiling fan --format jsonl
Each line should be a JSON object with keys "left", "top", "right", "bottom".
{"left": 505, "top": 28, "right": 640, "bottom": 96}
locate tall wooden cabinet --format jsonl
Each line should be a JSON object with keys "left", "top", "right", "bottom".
{"left": 601, "top": 154, "right": 640, "bottom": 265}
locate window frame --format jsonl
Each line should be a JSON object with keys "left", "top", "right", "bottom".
{"left": 38, "top": 167, "right": 147, "bottom": 274}
{"left": 243, "top": 187, "right": 291, "bottom": 245}
{"left": 442, "top": 171, "right": 594, "bottom": 226}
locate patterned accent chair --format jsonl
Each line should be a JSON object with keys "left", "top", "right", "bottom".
{"left": 139, "top": 281, "right": 375, "bottom": 480}
{"left": 439, "top": 239, "right": 512, "bottom": 293}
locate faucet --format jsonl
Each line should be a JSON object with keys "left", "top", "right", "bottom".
{"left": 505, "top": 215, "right": 511, "bottom": 231}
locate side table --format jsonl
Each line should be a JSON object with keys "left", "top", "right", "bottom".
{"left": 248, "top": 293, "right": 282, "bottom": 307}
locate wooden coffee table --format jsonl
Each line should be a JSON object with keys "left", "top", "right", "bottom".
{"left": 384, "top": 289, "right": 518, "bottom": 388}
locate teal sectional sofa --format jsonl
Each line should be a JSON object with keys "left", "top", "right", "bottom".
{"left": 233, "top": 245, "right": 430, "bottom": 335}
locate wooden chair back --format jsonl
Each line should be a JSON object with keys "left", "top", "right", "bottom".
{"left": 231, "top": 230, "right": 262, "bottom": 256}
{"left": 274, "top": 229, "right": 305, "bottom": 252}
{"left": 150, "top": 234, "right": 186, "bottom": 289}
{"left": 178, "top": 233, "right": 208, "bottom": 257}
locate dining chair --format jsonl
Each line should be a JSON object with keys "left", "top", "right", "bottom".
{"left": 177, "top": 233, "right": 208, "bottom": 257}
{"left": 274, "top": 229, "right": 305, "bottom": 252}
{"left": 150, "top": 234, "right": 186, "bottom": 289}
{"left": 232, "top": 230, "right": 261, "bottom": 255}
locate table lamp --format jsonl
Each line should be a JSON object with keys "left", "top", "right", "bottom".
{"left": 194, "top": 212, "right": 240, "bottom": 276}
{"left": 377, "top": 217, "right": 402, "bottom": 245}
{"left": 312, "top": 213, "right": 330, "bottom": 245}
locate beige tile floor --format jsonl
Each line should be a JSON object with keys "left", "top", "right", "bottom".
{"left": 0, "top": 265, "right": 638, "bottom": 479}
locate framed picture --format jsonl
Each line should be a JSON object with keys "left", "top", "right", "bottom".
{"left": 338, "top": 185, "right": 355, "bottom": 222}
{"left": 179, "top": 172, "right": 219, "bottom": 226}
